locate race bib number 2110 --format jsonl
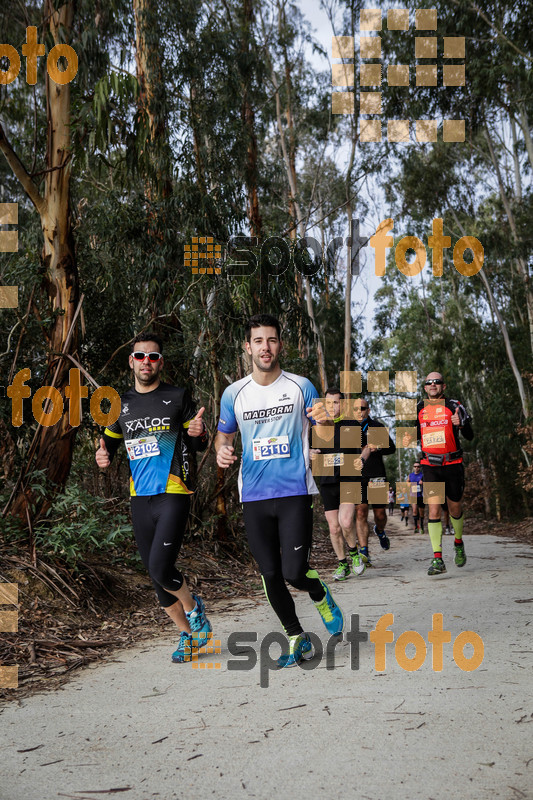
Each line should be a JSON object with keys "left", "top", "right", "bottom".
{"left": 252, "top": 436, "right": 290, "bottom": 461}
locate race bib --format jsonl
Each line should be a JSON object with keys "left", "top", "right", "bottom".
{"left": 369, "top": 477, "right": 386, "bottom": 486}
{"left": 126, "top": 435, "right": 160, "bottom": 461}
{"left": 253, "top": 435, "right": 290, "bottom": 461}
{"left": 323, "top": 453, "right": 344, "bottom": 467}
{"left": 410, "top": 483, "right": 422, "bottom": 494}
{"left": 422, "top": 430, "right": 446, "bottom": 448}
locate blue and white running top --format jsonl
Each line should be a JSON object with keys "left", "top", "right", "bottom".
{"left": 218, "top": 370, "right": 319, "bottom": 502}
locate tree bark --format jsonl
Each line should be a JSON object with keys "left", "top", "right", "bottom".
{"left": 240, "top": 0, "right": 262, "bottom": 240}
{"left": 450, "top": 209, "right": 529, "bottom": 417}
{"left": 267, "top": 14, "right": 327, "bottom": 391}
{"left": 484, "top": 124, "right": 533, "bottom": 356}
{"left": 1, "top": 1, "right": 79, "bottom": 521}
{"left": 518, "top": 104, "right": 533, "bottom": 173}
{"left": 133, "top": 0, "right": 172, "bottom": 199}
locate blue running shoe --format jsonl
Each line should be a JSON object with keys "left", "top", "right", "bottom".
{"left": 172, "top": 631, "right": 194, "bottom": 663}
{"left": 186, "top": 595, "right": 212, "bottom": 647}
{"left": 277, "top": 633, "right": 315, "bottom": 668}
{"left": 314, "top": 581, "right": 344, "bottom": 636}
{"left": 373, "top": 524, "right": 390, "bottom": 551}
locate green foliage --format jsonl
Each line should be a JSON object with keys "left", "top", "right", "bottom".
{"left": 2, "top": 0, "right": 530, "bottom": 556}
{"left": 35, "top": 483, "right": 134, "bottom": 568}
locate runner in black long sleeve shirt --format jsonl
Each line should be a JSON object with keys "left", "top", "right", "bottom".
{"left": 350, "top": 398, "right": 395, "bottom": 564}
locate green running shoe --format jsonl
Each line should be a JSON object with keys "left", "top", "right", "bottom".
{"left": 350, "top": 552, "right": 366, "bottom": 576}
{"left": 315, "top": 581, "right": 344, "bottom": 636}
{"left": 427, "top": 557, "right": 447, "bottom": 576}
{"left": 277, "top": 633, "right": 315, "bottom": 668}
{"left": 454, "top": 541, "right": 467, "bottom": 567}
{"left": 359, "top": 550, "right": 373, "bottom": 567}
{"left": 333, "top": 561, "right": 351, "bottom": 581}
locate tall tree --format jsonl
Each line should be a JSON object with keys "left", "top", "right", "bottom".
{"left": 1, "top": 2, "right": 79, "bottom": 519}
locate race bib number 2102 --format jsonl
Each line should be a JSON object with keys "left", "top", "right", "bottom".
{"left": 126, "top": 435, "right": 160, "bottom": 460}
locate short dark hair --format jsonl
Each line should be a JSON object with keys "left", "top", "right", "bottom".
{"left": 326, "top": 387, "right": 344, "bottom": 399}
{"left": 132, "top": 331, "right": 163, "bottom": 353}
{"left": 245, "top": 314, "right": 281, "bottom": 342}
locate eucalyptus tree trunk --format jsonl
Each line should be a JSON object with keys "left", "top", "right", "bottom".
{"left": 240, "top": 0, "right": 262, "bottom": 240}
{"left": 0, "top": 1, "right": 79, "bottom": 521}
{"left": 451, "top": 210, "right": 529, "bottom": 418}
{"left": 133, "top": 0, "right": 172, "bottom": 199}
{"left": 484, "top": 125, "right": 533, "bottom": 357}
{"left": 267, "top": 2, "right": 327, "bottom": 391}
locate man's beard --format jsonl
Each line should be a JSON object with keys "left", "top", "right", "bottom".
{"left": 136, "top": 369, "right": 159, "bottom": 386}
{"left": 253, "top": 353, "right": 279, "bottom": 372}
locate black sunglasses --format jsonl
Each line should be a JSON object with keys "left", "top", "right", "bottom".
{"left": 425, "top": 379, "right": 443, "bottom": 385}
{"left": 132, "top": 351, "right": 163, "bottom": 362}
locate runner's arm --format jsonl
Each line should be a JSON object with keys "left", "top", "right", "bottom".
{"left": 215, "top": 431, "right": 237, "bottom": 468}
{"left": 182, "top": 391, "right": 208, "bottom": 452}
{"left": 381, "top": 426, "right": 396, "bottom": 456}
{"left": 308, "top": 411, "right": 334, "bottom": 443}
{"left": 415, "top": 403, "right": 422, "bottom": 443}
{"left": 100, "top": 424, "right": 123, "bottom": 463}
{"left": 456, "top": 403, "right": 474, "bottom": 441}
{"left": 402, "top": 404, "right": 422, "bottom": 448}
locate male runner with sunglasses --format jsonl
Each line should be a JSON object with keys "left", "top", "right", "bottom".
{"left": 95, "top": 333, "right": 211, "bottom": 662}
{"left": 215, "top": 314, "right": 344, "bottom": 669}
{"left": 405, "top": 372, "right": 473, "bottom": 575}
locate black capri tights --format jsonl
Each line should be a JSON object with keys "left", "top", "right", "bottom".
{"left": 243, "top": 495, "right": 324, "bottom": 636}
{"left": 130, "top": 494, "right": 190, "bottom": 607}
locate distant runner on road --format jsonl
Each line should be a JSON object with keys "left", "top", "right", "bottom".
{"left": 215, "top": 314, "right": 344, "bottom": 668}
{"left": 398, "top": 485, "right": 410, "bottom": 526}
{"left": 95, "top": 332, "right": 211, "bottom": 664}
{"left": 408, "top": 461, "right": 425, "bottom": 533}
{"left": 388, "top": 487, "right": 395, "bottom": 515}
{"left": 404, "top": 371, "right": 474, "bottom": 576}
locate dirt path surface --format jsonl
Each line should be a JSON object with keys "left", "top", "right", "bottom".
{"left": 1, "top": 520, "right": 532, "bottom": 800}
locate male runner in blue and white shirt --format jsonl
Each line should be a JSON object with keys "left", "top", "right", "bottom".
{"left": 215, "top": 314, "right": 344, "bottom": 667}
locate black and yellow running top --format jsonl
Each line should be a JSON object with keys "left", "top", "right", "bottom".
{"left": 102, "top": 383, "right": 207, "bottom": 497}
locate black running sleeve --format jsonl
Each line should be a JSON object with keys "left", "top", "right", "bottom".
{"left": 102, "top": 418, "right": 123, "bottom": 462}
